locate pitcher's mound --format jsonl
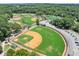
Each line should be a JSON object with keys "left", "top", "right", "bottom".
{"left": 24, "top": 31, "right": 42, "bottom": 49}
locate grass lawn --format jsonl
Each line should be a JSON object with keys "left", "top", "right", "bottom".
{"left": 47, "top": 15, "right": 62, "bottom": 21}
{"left": 20, "top": 16, "right": 32, "bottom": 25}
{"left": 17, "top": 34, "right": 33, "bottom": 44}
{"left": 20, "top": 15, "right": 36, "bottom": 25}
{"left": 12, "top": 13, "right": 36, "bottom": 25}
{"left": 31, "top": 26, "right": 65, "bottom": 56}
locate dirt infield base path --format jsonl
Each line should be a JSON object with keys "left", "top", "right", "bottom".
{"left": 24, "top": 31, "right": 42, "bottom": 49}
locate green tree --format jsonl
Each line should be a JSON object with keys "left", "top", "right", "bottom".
{"left": 15, "top": 49, "right": 29, "bottom": 56}
{"left": 0, "top": 45, "right": 3, "bottom": 54}
{"left": 10, "top": 23, "right": 21, "bottom": 30}
{"left": 52, "top": 17, "right": 74, "bottom": 29}
{"left": 76, "top": 16, "right": 79, "bottom": 22}
{"left": 0, "top": 15, "right": 12, "bottom": 42}
{"left": 72, "top": 24, "right": 79, "bottom": 33}
{"left": 10, "top": 23, "right": 22, "bottom": 33}
{"left": 36, "top": 18, "right": 40, "bottom": 25}
{"left": 62, "top": 18, "right": 74, "bottom": 29}
{"left": 6, "top": 49, "right": 15, "bottom": 56}
{"left": 29, "top": 51, "right": 37, "bottom": 56}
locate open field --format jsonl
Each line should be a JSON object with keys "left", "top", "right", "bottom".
{"left": 12, "top": 13, "right": 37, "bottom": 25}
{"left": 20, "top": 16, "right": 35, "bottom": 25}
{"left": 13, "top": 26, "right": 65, "bottom": 56}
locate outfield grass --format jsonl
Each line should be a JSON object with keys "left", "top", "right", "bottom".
{"left": 12, "top": 13, "right": 36, "bottom": 25}
{"left": 20, "top": 16, "right": 33, "bottom": 25}
{"left": 18, "top": 34, "right": 33, "bottom": 44}
{"left": 31, "top": 26, "right": 65, "bottom": 56}
{"left": 20, "top": 14, "right": 37, "bottom": 25}
{"left": 47, "top": 15, "right": 61, "bottom": 20}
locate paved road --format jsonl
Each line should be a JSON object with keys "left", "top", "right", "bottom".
{"left": 40, "top": 20, "right": 79, "bottom": 56}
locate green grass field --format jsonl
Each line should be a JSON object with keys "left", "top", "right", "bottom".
{"left": 12, "top": 14, "right": 65, "bottom": 56}
{"left": 17, "top": 34, "right": 33, "bottom": 45}
{"left": 31, "top": 26, "right": 65, "bottom": 56}
{"left": 20, "top": 16, "right": 34, "bottom": 25}
{"left": 13, "top": 13, "right": 36, "bottom": 25}
{"left": 14, "top": 26, "right": 65, "bottom": 56}
{"left": 47, "top": 15, "right": 62, "bottom": 20}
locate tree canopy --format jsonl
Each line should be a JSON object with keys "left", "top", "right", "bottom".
{"left": 52, "top": 17, "right": 74, "bottom": 29}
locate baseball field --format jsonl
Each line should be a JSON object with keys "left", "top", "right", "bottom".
{"left": 13, "top": 26, "right": 66, "bottom": 56}
{"left": 12, "top": 13, "right": 37, "bottom": 25}
{"left": 20, "top": 15, "right": 36, "bottom": 25}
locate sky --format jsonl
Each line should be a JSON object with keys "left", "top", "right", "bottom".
{"left": 0, "top": 0, "right": 79, "bottom": 4}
